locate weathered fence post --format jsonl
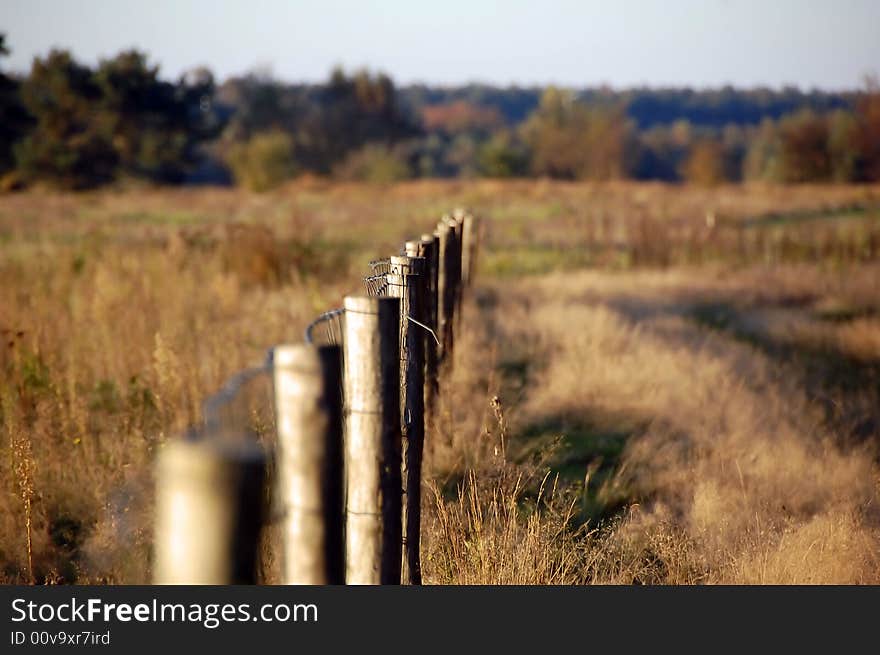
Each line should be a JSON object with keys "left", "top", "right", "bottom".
{"left": 442, "top": 215, "right": 463, "bottom": 351}
{"left": 387, "top": 255, "right": 426, "bottom": 585}
{"left": 273, "top": 343, "right": 344, "bottom": 585}
{"left": 461, "top": 212, "right": 478, "bottom": 288}
{"left": 436, "top": 218, "right": 457, "bottom": 361}
{"left": 154, "top": 438, "right": 265, "bottom": 584}
{"left": 449, "top": 213, "right": 465, "bottom": 332}
{"left": 405, "top": 239, "right": 437, "bottom": 413}
{"left": 418, "top": 233, "right": 440, "bottom": 422}
{"left": 343, "top": 295, "right": 402, "bottom": 585}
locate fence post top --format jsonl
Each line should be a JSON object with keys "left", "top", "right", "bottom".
{"left": 274, "top": 342, "right": 340, "bottom": 372}
{"left": 273, "top": 343, "right": 317, "bottom": 368}
{"left": 344, "top": 294, "right": 400, "bottom": 315}
{"left": 420, "top": 233, "right": 435, "bottom": 244}
{"left": 390, "top": 255, "right": 425, "bottom": 275}
{"left": 159, "top": 436, "right": 266, "bottom": 469}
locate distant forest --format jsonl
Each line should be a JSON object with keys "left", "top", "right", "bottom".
{"left": 2, "top": 34, "right": 879, "bottom": 190}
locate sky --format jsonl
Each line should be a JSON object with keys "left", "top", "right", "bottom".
{"left": 3, "top": 0, "right": 879, "bottom": 90}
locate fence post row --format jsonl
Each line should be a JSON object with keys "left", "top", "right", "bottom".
{"left": 154, "top": 211, "right": 479, "bottom": 586}
{"left": 342, "top": 295, "right": 402, "bottom": 585}
{"left": 273, "top": 343, "right": 344, "bottom": 585}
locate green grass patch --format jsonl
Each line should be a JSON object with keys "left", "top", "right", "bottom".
{"left": 515, "top": 413, "right": 642, "bottom": 524}
{"left": 482, "top": 245, "right": 593, "bottom": 277}
{"left": 742, "top": 205, "right": 880, "bottom": 229}
{"left": 114, "top": 210, "right": 205, "bottom": 225}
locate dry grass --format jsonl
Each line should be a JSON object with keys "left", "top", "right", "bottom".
{"left": 511, "top": 271, "right": 878, "bottom": 582}
{"left": 420, "top": 265, "right": 880, "bottom": 583}
{"left": 1, "top": 180, "right": 878, "bottom": 584}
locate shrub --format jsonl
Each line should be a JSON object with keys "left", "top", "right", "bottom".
{"left": 225, "top": 130, "right": 297, "bottom": 191}
{"left": 332, "top": 143, "right": 411, "bottom": 183}
{"left": 478, "top": 132, "right": 530, "bottom": 178}
{"left": 680, "top": 139, "right": 726, "bottom": 186}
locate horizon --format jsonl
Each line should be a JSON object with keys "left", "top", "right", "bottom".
{"left": 4, "top": 0, "right": 879, "bottom": 92}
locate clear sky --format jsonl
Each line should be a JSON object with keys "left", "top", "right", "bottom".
{"left": 3, "top": 0, "right": 879, "bottom": 90}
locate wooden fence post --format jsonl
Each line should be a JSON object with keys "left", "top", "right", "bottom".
{"left": 387, "top": 255, "right": 426, "bottom": 584}
{"left": 461, "top": 212, "right": 478, "bottom": 288}
{"left": 436, "top": 218, "right": 458, "bottom": 361}
{"left": 343, "top": 295, "right": 401, "bottom": 585}
{"left": 404, "top": 240, "right": 437, "bottom": 414}
{"left": 273, "top": 343, "right": 344, "bottom": 585}
{"left": 449, "top": 214, "right": 465, "bottom": 332}
{"left": 440, "top": 215, "right": 463, "bottom": 350}
{"left": 154, "top": 438, "right": 265, "bottom": 584}
{"left": 418, "top": 233, "right": 440, "bottom": 422}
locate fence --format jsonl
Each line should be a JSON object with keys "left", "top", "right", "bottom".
{"left": 152, "top": 209, "right": 480, "bottom": 585}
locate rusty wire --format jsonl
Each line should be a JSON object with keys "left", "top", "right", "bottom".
{"left": 199, "top": 348, "right": 274, "bottom": 439}
{"left": 304, "top": 307, "right": 345, "bottom": 346}
{"left": 368, "top": 258, "right": 392, "bottom": 274}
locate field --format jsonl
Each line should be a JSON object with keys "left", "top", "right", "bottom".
{"left": 1, "top": 179, "right": 879, "bottom": 584}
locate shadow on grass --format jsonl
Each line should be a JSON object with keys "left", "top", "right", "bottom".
{"left": 740, "top": 204, "right": 878, "bottom": 229}
{"left": 513, "top": 411, "right": 647, "bottom": 526}
{"left": 605, "top": 291, "right": 879, "bottom": 440}
{"left": 686, "top": 299, "right": 880, "bottom": 445}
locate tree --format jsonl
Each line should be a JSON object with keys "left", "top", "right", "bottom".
{"left": 521, "top": 87, "right": 636, "bottom": 180}
{"left": 853, "top": 75, "right": 880, "bottom": 181}
{"left": 96, "top": 51, "right": 220, "bottom": 183}
{"left": 720, "top": 123, "right": 748, "bottom": 181}
{"left": 521, "top": 88, "right": 581, "bottom": 178}
{"left": 477, "top": 131, "right": 529, "bottom": 178}
{"left": 777, "top": 109, "right": 831, "bottom": 183}
{"left": 217, "top": 67, "right": 420, "bottom": 178}
{"left": 14, "top": 48, "right": 219, "bottom": 189}
{"left": 681, "top": 138, "right": 726, "bottom": 186}
{"left": 421, "top": 100, "right": 502, "bottom": 136}
{"left": 217, "top": 70, "right": 306, "bottom": 141}
{"left": 317, "top": 68, "right": 419, "bottom": 171}
{"left": 333, "top": 143, "right": 411, "bottom": 183}
{"left": 743, "top": 118, "right": 782, "bottom": 182}
{"left": 225, "top": 130, "right": 297, "bottom": 191}
{"left": 0, "top": 34, "right": 33, "bottom": 178}
{"left": 633, "top": 121, "right": 692, "bottom": 181}
{"left": 14, "top": 50, "right": 117, "bottom": 189}
{"left": 828, "top": 109, "right": 859, "bottom": 182}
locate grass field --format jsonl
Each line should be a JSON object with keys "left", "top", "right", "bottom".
{"left": 1, "top": 179, "right": 879, "bottom": 583}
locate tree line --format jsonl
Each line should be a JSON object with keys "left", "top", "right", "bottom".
{"left": 1, "top": 35, "right": 879, "bottom": 190}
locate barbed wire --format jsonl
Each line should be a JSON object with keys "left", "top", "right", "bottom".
{"left": 199, "top": 348, "right": 274, "bottom": 438}
{"left": 364, "top": 273, "right": 390, "bottom": 296}
{"left": 305, "top": 307, "right": 345, "bottom": 346}
{"left": 368, "top": 258, "right": 391, "bottom": 274}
